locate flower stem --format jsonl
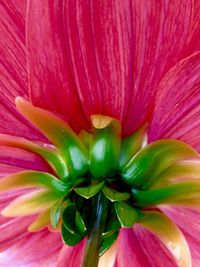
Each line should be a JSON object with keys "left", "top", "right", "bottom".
{"left": 82, "top": 192, "right": 108, "bottom": 267}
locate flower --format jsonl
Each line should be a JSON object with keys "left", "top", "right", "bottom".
{"left": 1, "top": 0, "right": 200, "bottom": 267}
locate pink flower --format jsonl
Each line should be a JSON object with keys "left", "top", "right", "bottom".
{"left": 1, "top": 0, "right": 200, "bottom": 267}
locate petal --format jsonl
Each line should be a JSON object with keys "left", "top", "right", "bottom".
{"left": 1, "top": 189, "right": 60, "bottom": 217}
{"left": 0, "top": 216, "right": 34, "bottom": 251}
{"left": 0, "top": 1, "right": 45, "bottom": 141}
{"left": 161, "top": 207, "right": 200, "bottom": 243}
{"left": 124, "top": 0, "right": 193, "bottom": 135}
{"left": 148, "top": 52, "right": 200, "bottom": 151}
{"left": 135, "top": 225, "right": 179, "bottom": 267}
{"left": 57, "top": 240, "right": 85, "bottom": 267}
{"left": 138, "top": 211, "right": 191, "bottom": 267}
{"left": 27, "top": 1, "right": 193, "bottom": 136}
{"left": 115, "top": 228, "right": 151, "bottom": 267}
{"left": 0, "top": 230, "right": 62, "bottom": 266}
{"left": 0, "top": 146, "right": 51, "bottom": 173}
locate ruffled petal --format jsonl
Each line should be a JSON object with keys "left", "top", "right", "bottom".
{"left": 0, "top": 1, "right": 45, "bottom": 141}
{"left": 26, "top": 1, "right": 193, "bottom": 135}
{"left": 148, "top": 52, "right": 200, "bottom": 151}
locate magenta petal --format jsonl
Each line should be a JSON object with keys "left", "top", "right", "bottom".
{"left": 0, "top": 147, "right": 51, "bottom": 173}
{"left": 0, "top": 1, "right": 45, "bottom": 141}
{"left": 114, "top": 228, "right": 150, "bottom": 267}
{"left": 134, "top": 225, "right": 178, "bottom": 267}
{"left": 57, "top": 239, "right": 85, "bottom": 267}
{"left": 149, "top": 52, "right": 200, "bottom": 151}
{"left": 26, "top": 1, "right": 194, "bottom": 135}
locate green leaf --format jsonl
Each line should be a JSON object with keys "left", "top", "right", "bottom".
{"left": 50, "top": 200, "right": 63, "bottom": 228}
{"left": 75, "top": 211, "right": 87, "bottom": 233}
{"left": 100, "top": 230, "right": 119, "bottom": 256}
{"left": 90, "top": 115, "right": 121, "bottom": 178}
{"left": 61, "top": 224, "right": 84, "bottom": 246}
{"left": 121, "top": 139, "right": 199, "bottom": 189}
{"left": 62, "top": 204, "right": 86, "bottom": 235}
{"left": 102, "top": 186, "right": 130, "bottom": 202}
{"left": 114, "top": 201, "right": 139, "bottom": 227}
{"left": 74, "top": 182, "right": 104, "bottom": 199}
{"left": 139, "top": 211, "right": 191, "bottom": 267}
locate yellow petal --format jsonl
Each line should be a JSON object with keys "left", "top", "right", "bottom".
{"left": 28, "top": 209, "right": 50, "bottom": 232}
{"left": 2, "top": 190, "right": 60, "bottom": 217}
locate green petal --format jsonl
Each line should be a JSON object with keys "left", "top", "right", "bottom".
{"left": 114, "top": 201, "right": 139, "bottom": 227}
{"left": 121, "top": 139, "right": 199, "bottom": 189}
{"left": 74, "top": 182, "right": 104, "bottom": 199}
{"left": 139, "top": 211, "right": 191, "bottom": 267}
{"left": 50, "top": 200, "right": 63, "bottom": 229}
{"left": 133, "top": 181, "right": 200, "bottom": 208}
{"left": 119, "top": 125, "right": 146, "bottom": 168}
{"left": 102, "top": 186, "right": 130, "bottom": 202}
{"left": 90, "top": 115, "right": 121, "bottom": 178}
{"left": 0, "top": 171, "right": 68, "bottom": 194}
{"left": 61, "top": 224, "right": 85, "bottom": 246}
{"left": 16, "top": 97, "right": 89, "bottom": 179}
{"left": 148, "top": 161, "right": 200, "bottom": 189}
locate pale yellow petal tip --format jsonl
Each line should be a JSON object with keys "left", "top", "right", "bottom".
{"left": 15, "top": 96, "right": 25, "bottom": 105}
{"left": 28, "top": 223, "right": 48, "bottom": 233}
{"left": 1, "top": 208, "right": 16, "bottom": 217}
{"left": 91, "top": 115, "right": 113, "bottom": 129}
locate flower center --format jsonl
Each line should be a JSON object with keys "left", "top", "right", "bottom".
{"left": 0, "top": 97, "right": 200, "bottom": 267}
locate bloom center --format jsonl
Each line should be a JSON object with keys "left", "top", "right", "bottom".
{"left": 0, "top": 98, "right": 200, "bottom": 267}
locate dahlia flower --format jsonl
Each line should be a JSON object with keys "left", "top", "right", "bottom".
{"left": 1, "top": 0, "right": 200, "bottom": 266}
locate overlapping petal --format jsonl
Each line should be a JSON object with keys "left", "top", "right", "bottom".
{"left": 0, "top": 0, "right": 45, "bottom": 141}
{"left": 149, "top": 52, "right": 200, "bottom": 152}
{"left": 1, "top": 0, "right": 200, "bottom": 266}
{"left": 26, "top": 0, "right": 197, "bottom": 136}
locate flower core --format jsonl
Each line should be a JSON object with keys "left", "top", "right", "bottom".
{"left": 0, "top": 98, "right": 200, "bottom": 267}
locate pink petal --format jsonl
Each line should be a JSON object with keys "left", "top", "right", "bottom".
{"left": 27, "top": 1, "right": 194, "bottom": 135}
{"left": 0, "top": 216, "right": 34, "bottom": 251}
{"left": 183, "top": 0, "right": 200, "bottom": 56}
{"left": 184, "top": 232, "right": 200, "bottom": 267}
{"left": 0, "top": 1, "right": 45, "bottom": 141}
{"left": 0, "top": 147, "right": 51, "bottom": 173}
{"left": 57, "top": 239, "right": 85, "bottom": 267}
{"left": 148, "top": 52, "right": 200, "bottom": 151}
{"left": 161, "top": 207, "right": 200, "bottom": 243}
{"left": 0, "top": 230, "right": 62, "bottom": 266}
{"left": 114, "top": 228, "right": 150, "bottom": 267}
{"left": 134, "top": 225, "right": 178, "bottom": 267}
